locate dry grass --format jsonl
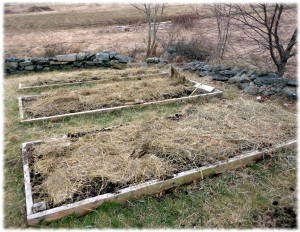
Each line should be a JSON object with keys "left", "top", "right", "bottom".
{"left": 29, "top": 98, "right": 296, "bottom": 206}
{"left": 21, "top": 66, "right": 163, "bottom": 87}
{"left": 23, "top": 71, "right": 192, "bottom": 118}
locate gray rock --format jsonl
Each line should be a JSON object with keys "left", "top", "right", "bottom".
{"left": 231, "top": 67, "right": 245, "bottom": 76}
{"left": 249, "top": 74, "right": 258, "bottom": 81}
{"left": 282, "top": 87, "right": 297, "bottom": 100}
{"left": 50, "top": 61, "right": 68, "bottom": 65}
{"left": 19, "top": 60, "right": 32, "bottom": 67}
{"left": 85, "top": 61, "right": 95, "bottom": 66}
{"left": 43, "top": 67, "right": 50, "bottom": 71}
{"left": 182, "top": 60, "right": 205, "bottom": 71}
{"left": 108, "top": 51, "right": 117, "bottom": 59}
{"left": 116, "top": 55, "right": 130, "bottom": 63}
{"left": 56, "top": 53, "right": 77, "bottom": 62}
{"left": 228, "top": 73, "right": 250, "bottom": 84}
{"left": 244, "top": 83, "right": 259, "bottom": 95}
{"left": 24, "top": 65, "right": 35, "bottom": 71}
{"left": 198, "top": 70, "right": 212, "bottom": 77}
{"left": 73, "top": 62, "right": 82, "bottom": 68}
{"left": 76, "top": 52, "right": 88, "bottom": 61}
{"left": 271, "top": 78, "right": 289, "bottom": 89}
{"left": 237, "top": 82, "right": 250, "bottom": 90}
{"left": 36, "top": 65, "right": 44, "bottom": 70}
{"left": 6, "top": 57, "right": 18, "bottom": 62}
{"left": 35, "top": 58, "right": 49, "bottom": 65}
{"left": 86, "top": 53, "right": 95, "bottom": 60}
{"left": 212, "top": 75, "right": 229, "bottom": 81}
{"left": 95, "top": 52, "right": 110, "bottom": 61}
{"left": 5, "top": 62, "right": 18, "bottom": 69}
{"left": 146, "top": 57, "right": 161, "bottom": 63}
{"left": 212, "top": 65, "right": 222, "bottom": 72}
{"left": 253, "top": 73, "right": 280, "bottom": 85}
{"left": 287, "top": 79, "right": 297, "bottom": 86}
{"left": 200, "top": 65, "right": 212, "bottom": 72}
{"left": 219, "top": 70, "right": 232, "bottom": 76}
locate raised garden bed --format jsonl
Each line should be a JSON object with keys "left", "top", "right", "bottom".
{"left": 18, "top": 75, "right": 222, "bottom": 122}
{"left": 18, "top": 71, "right": 169, "bottom": 90}
{"left": 21, "top": 99, "right": 296, "bottom": 225}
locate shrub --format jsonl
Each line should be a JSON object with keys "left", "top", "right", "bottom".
{"left": 172, "top": 35, "right": 215, "bottom": 61}
{"left": 171, "top": 13, "right": 199, "bottom": 29}
{"left": 28, "top": 6, "right": 54, "bottom": 13}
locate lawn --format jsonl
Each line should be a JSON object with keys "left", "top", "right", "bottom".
{"left": 3, "top": 67, "right": 297, "bottom": 228}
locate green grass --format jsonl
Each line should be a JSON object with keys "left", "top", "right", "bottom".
{"left": 3, "top": 69, "right": 297, "bottom": 228}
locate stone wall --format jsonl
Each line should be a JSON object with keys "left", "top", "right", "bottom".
{"left": 4, "top": 51, "right": 133, "bottom": 74}
{"left": 182, "top": 60, "right": 297, "bottom": 100}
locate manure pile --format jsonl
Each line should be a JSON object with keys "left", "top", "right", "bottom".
{"left": 28, "top": 99, "right": 296, "bottom": 207}
{"left": 24, "top": 76, "right": 196, "bottom": 118}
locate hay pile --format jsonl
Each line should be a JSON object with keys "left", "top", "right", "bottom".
{"left": 24, "top": 76, "right": 196, "bottom": 117}
{"left": 30, "top": 99, "right": 296, "bottom": 206}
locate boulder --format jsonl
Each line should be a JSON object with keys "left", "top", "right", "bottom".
{"left": 73, "top": 62, "right": 83, "bottom": 68}
{"left": 95, "top": 52, "right": 110, "bottom": 61}
{"left": 231, "top": 67, "right": 245, "bottom": 76}
{"left": 200, "top": 65, "right": 212, "bottom": 72}
{"left": 85, "top": 61, "right": 95, "bottom": 66}
{"left": 19, "top": 60, "right": 32, "bottom": 67}
{"left": 228, "top": 73, "right": 250, "bottom": 84}
{"left": 76, "top": 52, "right": 88, "bottom": 61}
{"left": 237, "top": 82, "right": 250, "bottom": 90}
{"left": 116, "top": 55, "right": 130, "bottom": 63}
{"left": 36, "top": 65, "right": 44, "bottom": 70}
{"left": 24, "top": 65, "right": 35, "bottom": 71}
{"left": 49, "top": 61, "right": 69, "bottom": 65}
{"left": 282, "top": 87, "right": 297, "bottom": 100}
{"left": 271, "top": 78, "right": 289, "bottom": 89}
{"left": 244, "top": 83, "right": 259, "bottom": 95}
{"left": 108, "top": 51, "right": 117, "bottom": 59}
{"left": 219, "top": 70, "right": 232, "bottom": 77}
{"left": 287, "top": 79, "right": 297, "bottom": 87}
{"left": 6, "top": 57, "right": 18, "bottom": 62}
{"left": 146, "top": 57, "right": 161, "bottom": 63}
{"left": 212, "top": 75, "right": 229, "bottom": 81}
{"left": 56, "top": 53, "right": 77, "bottom": 62}
{"left": 253, "top": 73, "right": 280, "bottom": 85}
{"left": 198, "top": 70, "right": 212, "bottom": 77}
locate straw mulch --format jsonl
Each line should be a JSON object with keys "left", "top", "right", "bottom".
{"left": 24, "top": 75, "right": 196, "bottom": 118}
{"left": 30, "top": 99, "right": 296, "bottom": 206}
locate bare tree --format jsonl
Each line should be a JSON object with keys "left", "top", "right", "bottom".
{"left": 210, "top": 4, "right": 232, "bottom": 59}
{"left": 231, "top": 4, "right": 297, "bottom": 76}
{"left": 132, "top": 3, "right": 167, "bottom": 57}
{"left": 191, "top": 4, "right": 232, "bottom": 60}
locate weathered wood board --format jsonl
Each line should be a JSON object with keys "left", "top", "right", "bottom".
{"left": 21, "top": 137, "right": 296, "bottom": 226}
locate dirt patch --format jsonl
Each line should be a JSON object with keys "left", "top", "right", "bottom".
{"left": 26, "top": 99, "right": 296, "bottom": 207}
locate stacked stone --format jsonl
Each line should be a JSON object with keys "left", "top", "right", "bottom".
{"left": 4, "top": 51, "right": 133, "bottom": 74}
